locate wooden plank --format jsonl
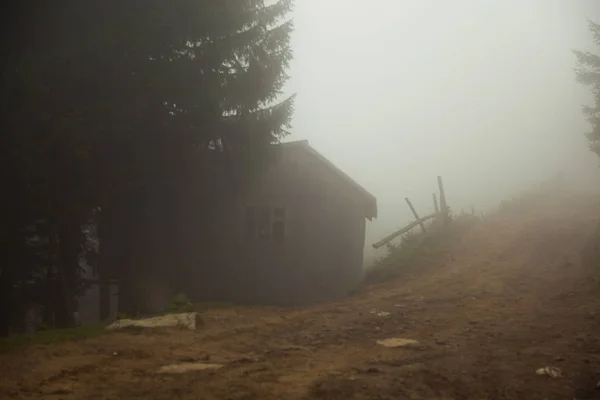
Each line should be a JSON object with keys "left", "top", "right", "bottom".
{"left": 437, "top": 176, "right": 449, "bottom": 224}
{"left": 405, "top": 197, "right": 426, "bottom": 233}
{"left": 372, "top": 212, "right": 440, "bottom": 249}
{"left": 437, "top": 176, "right": 447, "bottom": 211}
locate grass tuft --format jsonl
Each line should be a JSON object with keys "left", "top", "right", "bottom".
{"left": 0, "top": 324, "right": 109, "bottom": 354}
{"left": 363, "top": 215, "right": 477, "bottom": 286}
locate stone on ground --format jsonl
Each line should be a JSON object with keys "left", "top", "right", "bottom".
{"left": 376, "top": 338, "right": 419, "bottom": 348}
{"left": 106, "top": 312, "right": 203, "bottom": 331}
{"left": 158, "top": 363, "right": 223, "bottom": 374}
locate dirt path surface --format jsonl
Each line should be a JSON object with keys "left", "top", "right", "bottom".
{"left": 2, "top": 195, "right": 600, "bottom": 400}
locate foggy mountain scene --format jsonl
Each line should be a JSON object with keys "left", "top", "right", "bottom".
{"left": 1, "top": 1, "right": 600, "bottom": 399}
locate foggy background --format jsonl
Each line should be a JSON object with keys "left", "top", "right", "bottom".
{"left": 283, "top": 0, "right": 600, "bottom": 265}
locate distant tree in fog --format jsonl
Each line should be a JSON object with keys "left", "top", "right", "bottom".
{"left": 575, "top": 20, "right": 600, "bottom": 158}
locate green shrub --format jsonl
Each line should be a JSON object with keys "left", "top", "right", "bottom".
{"left": 164, "top": 293, "right": 194, "bottom": 314}
{"left": 0, "top": 324, "right": 108, "bottom": 354}
{"left": 363, "top": 215, "right": 477, "bottom": 286}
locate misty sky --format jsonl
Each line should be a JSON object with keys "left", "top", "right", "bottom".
{"left": 282, "top": 1, "right": 600, "bottom": 264}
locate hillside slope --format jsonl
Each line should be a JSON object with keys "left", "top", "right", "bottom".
{"left": 2, "top": 194, "right": 600, "bottom": 399}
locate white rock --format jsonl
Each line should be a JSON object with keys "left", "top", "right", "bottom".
{"left": 106, "top": 312, "right": 203, "bottom": 331}
{"left": 159, "top": 363, "right": 223, "bottom": 374}
{"left": 535, "top": 366, "right": 562, "bottom": 379}
{"left": 376, "top": 338, "right": 419, "bottom": 348}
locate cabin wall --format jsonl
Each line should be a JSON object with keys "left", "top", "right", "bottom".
{"left": 298, "top": 193, "right": 366, "bottom": 302}
{"left": 187, "top": 145, "right": 369, "bottom": 305}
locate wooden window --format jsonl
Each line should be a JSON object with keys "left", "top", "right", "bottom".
{"left": 245, "top": 206, "right": 286, "bottom": 243}
{"left": 272, "top": 207, "right": 286, "bottom": 243}
{"left": 257, "top": 206, "right": 271, "bottom": 241}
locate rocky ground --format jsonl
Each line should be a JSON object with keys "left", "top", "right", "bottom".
{"left": 2, "top": 194, "right": 600, "bottom": 400}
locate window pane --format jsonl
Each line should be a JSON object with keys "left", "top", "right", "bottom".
{"left": 257, "top": 206, "right": 271, "bottom": 240}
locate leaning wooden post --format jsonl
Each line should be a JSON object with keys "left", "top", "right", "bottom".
{"left": 372, "top": 212, "right": 440, "bottom": 249}
{"left": 433, "top": 193, "right": 439, "bottom": 214}
{"left": 437, "top": 176, "right": 449, "bottom": 224}
{"left": 405, "top": 197, "right": 427, "bottom": 233}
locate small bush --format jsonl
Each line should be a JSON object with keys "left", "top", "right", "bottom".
{"left": 164, "top": 293, "right": 194, "bottom": 314}
{"left": 115, "top": 312, "right": 131, "bottom": 320}
{"left": 363, "top": 215, "right": 477, "bottom": 286}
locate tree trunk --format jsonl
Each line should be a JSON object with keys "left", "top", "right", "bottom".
{"left": 0, "top": 220, "right": 22, "bottom": 336}
{"left": 104, "top": 202, "right": 140, "bottom": 317}
{"left": 55, "top": 218, "right": 81, "bottom": 328}
{"left": 97, "top": 210, "right": 110, "bottom": 321}
{"left": 118, "top": 267, "right": 137, "bottom": 316}
{"left": 99, "top": 272, "right": 110, "bottom": 321}
{"left": 53, "top": 276, "right": 72, "bottom": 328}
{"left": 116, "top": 211, "right": 140, "bottom": 316}
{"left": 42, "top": 265, "right": 55, "bottom": 327}
{"left": 0, "top": 267, "right": 13, "bottom": 337}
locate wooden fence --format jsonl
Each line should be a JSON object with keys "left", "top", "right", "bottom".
{"left": 372, "top": 176, "right": 451, "bottom": 249}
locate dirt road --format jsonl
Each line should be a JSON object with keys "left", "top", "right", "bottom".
{"left": 2, "top": 195, "right": 600, "bottom": 399}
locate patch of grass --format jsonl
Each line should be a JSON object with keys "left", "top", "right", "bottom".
{"left": 0, "top": 324, "right": 109, "bottom": 354}
{"left": 0, "top": 298, "right": 254, "bottom": 355}
{"left": 363, "top": 216, "right": 477, "bottom": 286}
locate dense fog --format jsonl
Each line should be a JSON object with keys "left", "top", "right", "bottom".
{"left": 284, "top": 0, "right": 600, "bottom": 264}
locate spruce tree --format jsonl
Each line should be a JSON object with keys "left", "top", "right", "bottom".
{"left": 575, "top": 20, "right": 600, "bottom": 157}
{"left": 0, "top": 0, "right": 296, "bottom": 325}
{"left": 91, "top": 0, "right": 296, "bottom": 314}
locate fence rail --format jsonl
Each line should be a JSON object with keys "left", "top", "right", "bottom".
{"left": 372, "top": 175, "right": 455, "bottom": 249}
{"left": 372, "top": 211, "right": 442, "bottom": 249}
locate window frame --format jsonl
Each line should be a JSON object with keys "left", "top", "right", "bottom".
{"left": 244, "top": 205, "right": 286, "bottom": 243}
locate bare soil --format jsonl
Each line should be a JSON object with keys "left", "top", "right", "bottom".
{"left": 2, "top": 195, "right": 600, "bottom": 400}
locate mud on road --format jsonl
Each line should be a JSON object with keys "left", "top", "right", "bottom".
{"left": 2, "top": 195, "right": 600, "bottom": 400}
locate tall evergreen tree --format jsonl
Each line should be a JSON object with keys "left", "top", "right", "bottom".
{"left": 575, "top": 20, "right": 600, "bottom": 157}
{"left": 65, "top": 0, "right": 296, "bottom": 315}
{"left": 0, "top": 0, "right": 295, "bottom": 329}
{"left": 98, "top": 0, "right": 296, "bottom": 314}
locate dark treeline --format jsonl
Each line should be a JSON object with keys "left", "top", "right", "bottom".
{"left": 0, "top": 1, "right": 295, "bottom": 336}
